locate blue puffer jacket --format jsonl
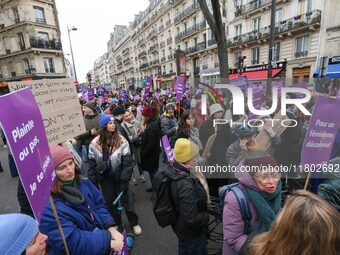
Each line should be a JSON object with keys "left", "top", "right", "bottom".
{"left": 40, "top": 179, "right": 114, "bottom": 255}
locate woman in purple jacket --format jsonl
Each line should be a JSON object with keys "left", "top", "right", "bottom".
{"left": 222, "top": 156, "right": 282, "bottom": 255}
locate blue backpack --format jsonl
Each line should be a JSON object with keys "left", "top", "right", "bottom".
{"left": 219, "top": 183, "right": 252, "bottom": 235}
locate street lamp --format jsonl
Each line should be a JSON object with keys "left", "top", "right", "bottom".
{"left": 67, "top": 25, "right": 78, "bottom": 82}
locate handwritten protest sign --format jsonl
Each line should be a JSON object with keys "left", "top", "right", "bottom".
{"left": 161, "top": 135, "right": 175, "bottom": 163}
{"left": 8, "top": 78, "right": 86, "bottom": 144}
{"left": 0, "top": 88, "right": 55, "bottom": 222}
{"left": 254, "top": 112, "right": 291, "bottom": 151}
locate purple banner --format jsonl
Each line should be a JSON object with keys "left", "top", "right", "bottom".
{"left": 161, "top": 135, "right": 175, "bottom": 163}
{"left": 88, "top": 88, "right": 95, "bottom": 101}
{"left": 143, "top": 76, "right": 152, "bottom": 101}
{"left": 176, "top": 76, "right": 185, "bottom": 101}
{"left": 0, "top": 88, "right": 55, "bottom": 222}
{"left": 301, "top": 96, "right": 340, "bottom": 172}
{"left": 111, "top": 230, "right": 129, "bottom": 255}
{"left": 230, "top": 76, "right": 249, "bottom": 92}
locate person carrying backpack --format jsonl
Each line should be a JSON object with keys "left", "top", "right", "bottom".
{"left": 222, "top": 156, "right": 282, "bottom": 255}
{"left": 153, "top": 138, "right": 210, "bottom": 255}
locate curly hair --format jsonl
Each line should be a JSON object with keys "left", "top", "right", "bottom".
{"left": 98, "top": 124, "right": 123, "bottom": 154}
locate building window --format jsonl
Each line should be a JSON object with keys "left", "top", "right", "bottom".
{"left": 23, "top": 59, "right": 30, "bottom": 73}
{"left": 235, "top": 51, "right": 242, "bottom": 66}
{"left": 251, "top": 48, "right": 260, "bottom": 65}
{"left": 275, "top": 9, "right": 283, "bottom": 26}
{"left": 38, "top": 32, "right": 49, "bottom": 41}
{"left": 253, "top": 17, "right": 261, "bottom": 31}
{"left": 235, "top": 24, "right": 242, "bottom": 36}
{"left": 33, "top": 6, "right": 46, "bottom": 24}
{"left": 18, "top": 33, "right": 25, "bottom": 50}
{"left": 9, "top": 61, "right": 16, "bottom": 76}
{"left": 43, "top": 58, "right": 55, "bottom": 73}
{"left": 12, "top": 7, "right": 20, "bottom": 23}
{"left": 295, "top": 35, "right": 309, "bottom": 58}
{"left": 272, "top": 42, "right": 280, "bottom": 61}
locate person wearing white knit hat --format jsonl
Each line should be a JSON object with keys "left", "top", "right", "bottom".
{"left": 0, "top": 213, "right": 47, "bottom": 255}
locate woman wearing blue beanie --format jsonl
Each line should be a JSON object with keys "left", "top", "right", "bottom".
{"left": 39, "top": 144, "right": 124, "bottom": 255}
{"left": 88, "top": 114, "right": 142, "bottom": 236}
{"left": 0, "top": 213, "right": 47, "bottom": 255}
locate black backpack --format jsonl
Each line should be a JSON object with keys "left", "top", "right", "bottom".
{"left": 152, "top": 168, "right": 179, "bottom": 228}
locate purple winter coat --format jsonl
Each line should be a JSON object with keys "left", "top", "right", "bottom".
{"left": 222, "top": 170, "right": 260, "bottom": 255}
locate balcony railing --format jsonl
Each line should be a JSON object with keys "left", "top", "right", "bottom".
{"left": 227, "top": 10, "right": 321, "bottom": 48}
{"left": 138, "top": 51, "right": 147, "bottom": 59}
{"left": 186, "top": 42, "right": 207, "bottom": 55}
{"left": 158, "top": 24, "right": 164, "bottom": 31}
{"left": 295, "top": 51, "right": 308, "bottom": 58}
{"left": 29, "top": 38, "right": 62, "bottom": 50}
{"left": 148, "top": 44, "right": 159, "bottom": 53}
{"left": 140, "top": 63, "right": 149, "bottom": 69}
{"left": 35, "top": 18, "right": 46, "bottom": 24}
{"left": 174, "top": 2, "right": 199, "bottom": 23}
{"left": 236, "top": 0, "right": 272, "bottom": 17}
{"left": 176, "top": 21, "right": 206, "bottom": 42}
{"left": 148, "top": 29, "right": 157, "bottom": 38}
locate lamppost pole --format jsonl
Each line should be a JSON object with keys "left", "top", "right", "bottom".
{"left": 267, "top": 0, "right": 276, "bottom": 96}
{"left": 67, "top": 25, "right": 78, "bottom": 82}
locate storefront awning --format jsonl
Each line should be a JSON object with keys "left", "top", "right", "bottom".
{"left": 324, "top": 63, "right": 340, "bottom": 78}
{"left": 229, "top": 69, "right": 282, "bottom": 79}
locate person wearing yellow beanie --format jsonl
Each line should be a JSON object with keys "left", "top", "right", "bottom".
{"left": 155, "top": 138, "right": 210, "bottom": 255}
{"left": 173, "top": 138, "right": 199, "bottom": 164}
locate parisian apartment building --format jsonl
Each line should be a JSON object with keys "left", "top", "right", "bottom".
{"left": 94, "top": 0, "right": 339, "bottom": 89}
{"left": 0, "top": 0, "right": 66, "bottom": 94}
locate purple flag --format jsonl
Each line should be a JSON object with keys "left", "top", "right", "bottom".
{"left": 88, "top": 88, "right": 95, "bottom": 101}
{"left": 301, "top": 96, "right": 340, "bottom": 174}
{"left": 143, "top": 76, "right": 152, "bottom": 101}
{"left": 176, "top": 76, "right": 185, "bottom": 101}
{"left": 162, "top": 135, "right": 175, "bottom": 163}
{"left": 111, "top": 230, "right": 129, "bottom": 255}
{"left": 230, "top": 76, "right": 249, "bottom": 92}
{"left": 0, "top": 88, "right": 55, "bottom": 222}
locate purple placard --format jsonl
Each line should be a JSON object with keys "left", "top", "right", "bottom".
{"left": 248, "top": 87, "right": 265, "bottom": 120}
{"left": 293, "top": 82, "right": 308, "bottom": 99}
{"left": 82, "top": 88, "right": 89, "bottom": 102}
{"left": 143, "top": 76, "right": 152, "bottom": 101}
{"left": 230, "top": 76, "right": 249, "bottom": 92}
{"left": 0, "top": 88, "right": 55, "bottom": 222}
{"left": 176, "top": 76, "right": 185, "bottom": 101}
{"left": 271, "top": 80, "right": 284, "bottom": 96}
{"left": 153, "top": 91, "right": 160, "bottom": 100}
{"left": 111, "top": 230, "right": 129, "bottom": 255}
{"left": 133, "top": 94, "right": 141, "bottom": 101}
{"left": 88, "top": 88, "right": 95, "bottom": 101}
{"left": 301, "top": 96, "right": 340, "bottom": 171}
{"left": 161, "top": 135, "right": 175, "bottom": 163}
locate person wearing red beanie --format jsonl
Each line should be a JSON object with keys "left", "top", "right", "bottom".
{"left": 140, "top": 105, "right": 161, "bottom": 186}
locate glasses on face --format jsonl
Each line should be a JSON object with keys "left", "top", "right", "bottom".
{"left": 254, "top": 172, "right": 281, "bottom": 181}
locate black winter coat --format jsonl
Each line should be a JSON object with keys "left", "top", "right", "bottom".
{"left": 163, "top": 163, "right": 209, "bottom": 240}
{"left": 141, "top": 120, "right": 161, "bottom": 171}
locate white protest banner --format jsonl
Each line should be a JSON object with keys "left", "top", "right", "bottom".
{"left": 8, "top": 78, "right": 86, "bottom": 144}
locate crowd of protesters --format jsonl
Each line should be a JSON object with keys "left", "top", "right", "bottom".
{"left": 0, "top": 82, "right": 340, "bottom": 255}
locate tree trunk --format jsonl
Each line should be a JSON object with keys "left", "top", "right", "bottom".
{"left": 198, "top": 0, "right": 230, "bottom": 84}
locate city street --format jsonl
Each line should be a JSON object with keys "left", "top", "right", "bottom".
{"left": 0, "top": 139, "right": 178, "bottom": 255}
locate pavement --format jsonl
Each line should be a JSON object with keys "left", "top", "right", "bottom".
{"left": 0, "top": 139, "right": 178, "bottom": 255}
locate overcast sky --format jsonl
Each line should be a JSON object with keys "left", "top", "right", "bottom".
{"left": 56, "top": 0, "right": 150, "bottom": 83}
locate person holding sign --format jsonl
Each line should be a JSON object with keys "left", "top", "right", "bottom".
{"left": 88, "top": 114, "right": 141, "bottom": 236}
{"left": 40, "top": 144, "right": 124, "bottom": 255}
{"left": 0, "top": 213, "right": 47, "bottom": 255}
